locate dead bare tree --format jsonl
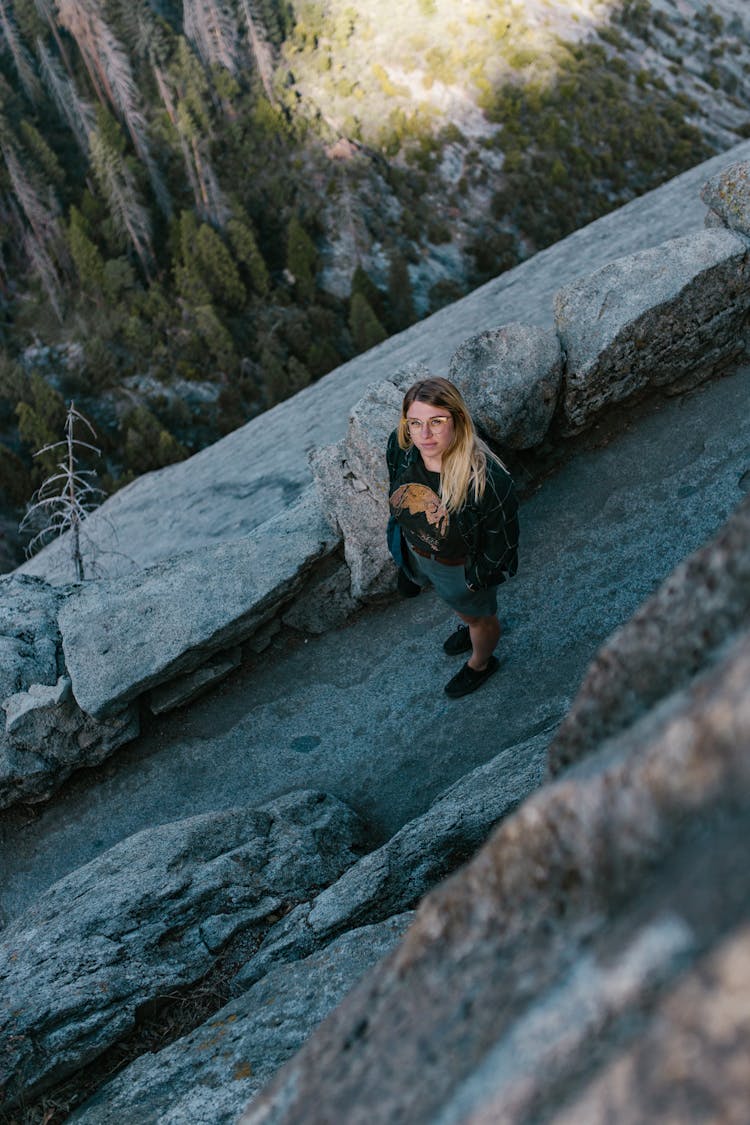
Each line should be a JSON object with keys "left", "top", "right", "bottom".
{"left": 20, "top": 401, "right": 105, "bottom": 582}
{"left": 183, "top": 0, "right": 238, "bottom": 74}
{"left": 89, "top": 117, "right": 154, "bottom": 274}
{"left": 1, "top": 142, "right": 68, "bottom": 318}
{"left": 55, "top": 0, "right": 170, "bottom": 214}
{"left": 0, "top": 0, "right": 42, "bottom": 101}
{"left": 239, "top": 0, "right": 276, "bottom": 103}
{"left": 37, "top": 39, "right": 96, "bottom": 154}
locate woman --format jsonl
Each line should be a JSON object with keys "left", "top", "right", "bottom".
{"left": 386, "top": 376, "right": 519, "bottom": 698}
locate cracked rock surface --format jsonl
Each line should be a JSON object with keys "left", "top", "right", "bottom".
{"left": 0, "top": 790, "right": 365, "bottom": 1108}
{"left": 70, "top": 914, "right": 412, "bottom": 1125}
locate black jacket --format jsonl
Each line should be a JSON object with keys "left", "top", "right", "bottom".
{"left": 386, "top": 430, "right": 519, "bottom": 590}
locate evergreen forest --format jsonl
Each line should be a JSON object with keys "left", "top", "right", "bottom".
{"left": 0, "top": 0, "right": 748, "bottom": 568}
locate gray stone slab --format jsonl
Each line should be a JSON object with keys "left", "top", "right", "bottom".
{"left": 701, "top": 158, "right": 750, "bottom": 236}
{"left": 0, "top": 790, "right": 365, "bottom": 1108}
{"left": 58, "top": 488, "right": 339, "bottom": 719}
{"left": 448, "top": 323, "right": 562, "bottom": 449}
{"left": 69, "top": 914, "right": 412, "bottom": 1125}
{"left": 555, "top": 228, "right": 750, "bottom": 430}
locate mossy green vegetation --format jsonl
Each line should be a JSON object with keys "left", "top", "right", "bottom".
{"left": 486, "top": 39, "right": 713, "bottom": 248}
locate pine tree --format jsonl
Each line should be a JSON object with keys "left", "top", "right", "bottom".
{"left": 19, "top": 119, "right": 65, "bottom": 187}
{"left": 351, "top": 263, "right": 385, "bottom": 322}
{"left": 191, "top": 303, "right": 236, "bottom": 368}
{"left": 155, "top": 37, "right": 228, "bottom": 226}
{"left": 260, "top": 343, "right": 287, "bottom": 407}
{"left": 1, "top": 140, "right": 67, "bottom": 318}
{"left": 67, "top": 204, "right": 106, "bottom": 299}
{"left": 387, "top": 250, "right": 416, "bottom": 331}
{"left": 19, "top": 400, "right": 104, "bottom": 581}
{"left": 15, "top": 373, "right": 67, "bottom": 479}
{"left": 30, "top": 0, "right": 76, "bottom": 77}
{"left": 349, "top": 291, "right": 387, "bottom": 353}
{"left": 122, "top": 404, "right": 186, "bottom": 474}
{"left": 238, "top": 0, "right": 276, "bottom": 103}
{"left": 286, "top": 215, "right": 317, "bottom": 301}
{"left": 174, "top": 210, "right": 211, "bottom": 306}
{"left": 196, "top": 222, "right": 246, "bottom": 308}
{"left": 56, "top": 0, "right": 170, "bottom": 214}
{"left": 10, "top": 0, "right": 46, "bottom": 42}
{"left": 227, "top": 216, "right": 269, "bottom": 296}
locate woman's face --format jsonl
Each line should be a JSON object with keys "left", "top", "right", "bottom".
{"left": 405, "top": 399, "right": 455, "bottom": 464}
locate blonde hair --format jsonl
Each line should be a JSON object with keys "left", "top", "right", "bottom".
{"left": 398, "top": 377, "right": 501, "bottom": 512}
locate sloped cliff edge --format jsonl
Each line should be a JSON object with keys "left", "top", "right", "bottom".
{"left": 3, "top": 149, "right": 750, "bottom": 812}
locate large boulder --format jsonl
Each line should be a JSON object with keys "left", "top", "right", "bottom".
{"left": 554, "top": 228, "right": 750, "bottom": 431}
{"left": 69, "top": 915, "right": 412, "bottom": 1125}
{"left": 240, "top": 626, "right": 750, "bottom": 1124}
{"left": 0, "top": 574, "right": 61, "bottom": 698}
{"left": 0, "top": 790, "right": 366, "bottom": 1108}
{"left": 0, "top": 680, "right": 139, "bottom": 809}
{"left": 701, "top": 159, "right": 750, "bottom": 236}
{"left": 548, "top": 492, "right": 750, "bottom": 774}
{"left": 281, "top": 559, "right": 361, "bottom": 635}
{"left": 448, "top": 323, "right": 562, "bottom": 449}
{"left": 310, "top": 365, "right": 424, "bottom": 600}
{"left": 57, "top": 488, "right": 339, "bottom": 719}
{"left": 0, "top": 575, "right": 139, "bottom": 808}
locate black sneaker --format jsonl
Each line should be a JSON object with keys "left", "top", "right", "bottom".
{"left": 444, "top": 655, "right": 499, "bottom": 698}
{"left": 442, "top": 624, "right": 472, "bottom": 655}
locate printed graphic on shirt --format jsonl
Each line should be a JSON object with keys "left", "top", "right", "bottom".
{"left": 389, "top": 482, "right": 450, "bottom": 552}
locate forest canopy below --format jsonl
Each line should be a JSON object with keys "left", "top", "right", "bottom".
{"left": 0, "top": 0, "right": 748, "bottom": 568}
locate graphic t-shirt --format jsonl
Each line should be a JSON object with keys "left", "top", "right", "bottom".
{"left": 389, "top": 458, "right": 467, "bottom": 558}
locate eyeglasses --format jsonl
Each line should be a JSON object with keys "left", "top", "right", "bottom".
{"left": 406, "top": 416, "right": 451, "bottom": 435}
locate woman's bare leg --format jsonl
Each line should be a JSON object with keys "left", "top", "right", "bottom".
{"left": 457, "top": 612, "right": 500, "bottom": 671}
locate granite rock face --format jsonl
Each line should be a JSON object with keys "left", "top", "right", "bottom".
{"left": 0, "top": 576, "right": 140, "bottom": 808}
{"left": 448, "top": 323, "right": 562, "bottom": 449}
{"left": 310, "top": 366, "right": 422, "bottom": 600}
{"left": 701, "top": 158, "right": 750, "bottom": 236}
{"left": 0, "top": 574, "right": 61, "bottom": 699}
{"left": 555, "top": 228, "right": 750, "bottom": 430}
{"left": 548, "top": 492, "right": 750, "bottom": 774}
{"left": 70, "top": 915, "right": 412, "bottom": 1125}
{"left": 240, "top": 625, "right": 750, "bottom": 1124}
{"left": 0, "top": 790, "right": 366, "bottom": 1108}
{"left": 58, "top": 488, "right": 339, "bottom": 719}
{"left": 0, "top": 683, "right": 139, "bottom": 808}
{"left": 546, "top": 923, "right": 750, "bottom": 1125}
{"left": 234, "top": 726, "right": 550, "bottom": 991}
{"left": 281, "top": 559, "right": 361, "bottom": 635}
